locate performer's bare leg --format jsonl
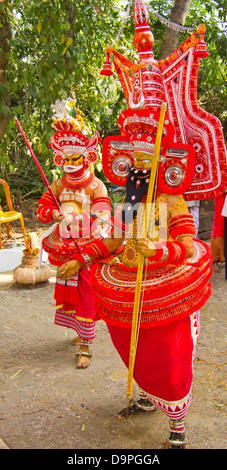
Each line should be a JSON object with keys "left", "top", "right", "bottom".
{"left": 212, "top": 261, "right": 221, "bottom": 272}
{"left": 75, "top": 338, "right": 92, "bottom": 369}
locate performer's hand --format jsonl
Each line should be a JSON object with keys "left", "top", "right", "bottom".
{"left": 134, "top": 238, "right": 156, "bottom": 258}
{"left": 52, "top": 209, "right": 65, "bottom": 222}
{"left": 58, "top": 260, "right": 81, "bottom": 280}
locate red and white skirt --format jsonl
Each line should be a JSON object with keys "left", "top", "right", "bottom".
{"left": 54, "top": 268, "right": 97, "bottom": 340}
{"left": 108, "top": 310, "right": 200, "bottom": 419}
{"left": 91, "top": 239, "right": 212, "bottom": 418}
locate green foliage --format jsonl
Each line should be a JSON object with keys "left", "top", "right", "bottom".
{"left": 0, "top": 0, "right": 131, "bottom": 195}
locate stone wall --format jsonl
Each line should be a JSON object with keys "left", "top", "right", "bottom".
{"left": 198, "top": 198, "right": 215, "bottom": 240}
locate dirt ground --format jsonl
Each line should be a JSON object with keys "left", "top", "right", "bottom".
{"left": 0, "top": 215, "right": 226, "bottom": 452}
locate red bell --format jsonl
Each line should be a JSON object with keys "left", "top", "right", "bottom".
{"left": 194, "top": 42, "right": 209, "bottom": 58}
{"left": 100, "top": 54, "right": 113, "bottom": 76}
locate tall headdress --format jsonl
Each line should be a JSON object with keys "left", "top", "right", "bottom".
{"left": 49, "top": 99, "right": 101, "bottom": 167}
{"left": 101, "top": 0, "right": 227, "bottom": 199}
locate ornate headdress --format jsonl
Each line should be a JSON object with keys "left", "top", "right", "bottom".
{"left": 49, "top": 99, "right": 101, "bottom": 167}
{"left": 101, "top": 0, "right": 227, "bottom": 199}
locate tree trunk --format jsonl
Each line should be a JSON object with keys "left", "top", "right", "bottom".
{"left": 158, "top": 0, "right": 192, "bottom": 60}
{"left": 63, "top": 0, "right": 75, "bottom": 73}
{"left": 0, "top": 4, "right": 12, "bottom": 141}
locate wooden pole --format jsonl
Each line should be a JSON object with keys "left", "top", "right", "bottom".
{"left": 127, "top": 102, "right": 167, "bottom": 399}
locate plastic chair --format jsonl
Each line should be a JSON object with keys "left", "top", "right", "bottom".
{"left": 0, "top": 179, "right": 26, "bottom": 249}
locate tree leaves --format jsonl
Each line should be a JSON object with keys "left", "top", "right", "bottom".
{"left": 0, "top": 0, "right": 226, "bottom": 196}
{"left": 36, "top": 22, "right": 41, "bottom": 33}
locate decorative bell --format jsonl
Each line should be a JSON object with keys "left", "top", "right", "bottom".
{"left": 100, "top": 54, "right": 114, "bottom": 76}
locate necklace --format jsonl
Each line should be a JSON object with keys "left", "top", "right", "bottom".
{"left": 61, "top": 170, "right": 95, "bottom": 190}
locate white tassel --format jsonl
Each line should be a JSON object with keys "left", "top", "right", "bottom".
{"left": 38, "top": 222, "right": 58, "bottom": 270}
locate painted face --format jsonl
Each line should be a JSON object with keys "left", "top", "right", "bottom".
{"left": 63, "top": 153, "right": 85, "bottom": 173}
{"left": 133, "top": 150, "right": 153, "bottom": 169}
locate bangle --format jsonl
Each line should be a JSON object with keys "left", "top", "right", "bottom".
{"left": 149, "top": 243, "right": 165, "bottom": 262}
{"left": 71, "top": 252, "right": 93, "bottom": 267}
{"left": 160, "top": 245, "right": 169, "bottom": 262}
{"left": 82, "top": 253, "right": 93, "bottom": 266}
{"left": 71, "top": 253, "right": 86, "bottom": 265}
{"left": 82, "top": 239, "right": 111, "bottom": 261}
{"left": 169, "top": 213, "right": 196, "bottom": 239}
{"left": 171, "top": 240, "right": 187, "bottom": 264}
{"left": 147, "top": 240, "right": 186, "bottom": 265}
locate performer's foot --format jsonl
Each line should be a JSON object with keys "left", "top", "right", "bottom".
{"left": 118, "top": 398, "right": 157, "bottom": 419}
{"left": 75, "top": 345, "right": 92, "bottom": 369}
{"left": 166, "top": 431, "right": 187, "bottom": 449}
{"left": 212, "top": 261, "right": 221, "bottom": 273}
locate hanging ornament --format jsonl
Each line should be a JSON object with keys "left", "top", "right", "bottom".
{"left": 147, "top": 5, "right": 195, "bottom": 33}
{"left": 193, "top": 24, "right": 209, "bottom": 58}
{"left": 100, "top": 53, "right": 114, "bottom": 76}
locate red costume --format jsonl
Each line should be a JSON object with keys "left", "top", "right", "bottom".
{"left": 89, "top": 0, "right": 227, "bottom": 447}
{"left": 37, "top": 101, "right": 111, "bottom": 353}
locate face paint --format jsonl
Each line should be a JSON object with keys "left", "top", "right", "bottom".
{"left": 63, "top": 153, "right": 86, "bottom": 173}
{"left": 133, "top": 151, "right": 153, "bottom": 170}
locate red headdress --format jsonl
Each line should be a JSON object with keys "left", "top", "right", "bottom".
{"left": 49, "top": 99, "right": 101, "bottom": 168}
{"left": 101, "top": 0, "right": 227, "bottom": 199}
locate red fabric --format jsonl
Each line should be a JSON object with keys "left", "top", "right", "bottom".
{"left": 55, "top": 268, "right": 97, "bottom": 322}
{"left": 211, "top": 193, "right": 225, "bottom": 238}
{"left": 91, "top": 240, "right": 212, "bottom": 329}
{"left": 54, "top": 309, "right": 96, "bottom": 339}
{"left": 77, "top": 268, "right": 97, "bottom": 320}
{"left": 38, "top": 191, "right": 55, "bottom": 207}
{"left": 37, "top": 191, "right": 57, "bottom": 223}
{"left": 108, "top": 314, "right": 195, "bottom": 403}
{"left": 54, "top": 281, "right": 79, "bottom": 306}
{"left": 148, "top": 241, "right": 187, "bottom": 266}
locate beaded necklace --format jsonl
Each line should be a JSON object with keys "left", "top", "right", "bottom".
{"left": 61, "top": 169, "right": 95, "bottom": 190}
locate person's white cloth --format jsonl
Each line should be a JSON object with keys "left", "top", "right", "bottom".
{"left": 221, "top": 194, "right": 227, "bottom": 218}
{"left": 186, "top": 201, "right": 200, "bottom": 238}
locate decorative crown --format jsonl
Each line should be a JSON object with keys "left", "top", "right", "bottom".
{"left": 49, "top": 99, "right": 101, "bottom": 166}
{"left": 51, "top": 98, "right": 91, "bottom": 135}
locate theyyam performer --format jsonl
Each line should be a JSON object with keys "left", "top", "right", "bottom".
{"left": 58, "top": 1, "right": 227, "bottom": 447}
{"left": 37, "top": 99, "right": 112, "bottom": 368}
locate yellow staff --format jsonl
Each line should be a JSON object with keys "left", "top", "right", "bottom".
{"left": 127, "top": 102, "right": 168, "bottom": 399}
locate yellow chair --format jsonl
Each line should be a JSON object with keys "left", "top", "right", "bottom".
{"left": 0, "top": 179, "right": 26, "bottom": 249}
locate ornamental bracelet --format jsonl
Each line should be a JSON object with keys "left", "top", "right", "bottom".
{"left": 82, "top": 253, "right": 93, "bottom": 266}
{"left": 160, "top": 245, "right": 169, "bottom": 262}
